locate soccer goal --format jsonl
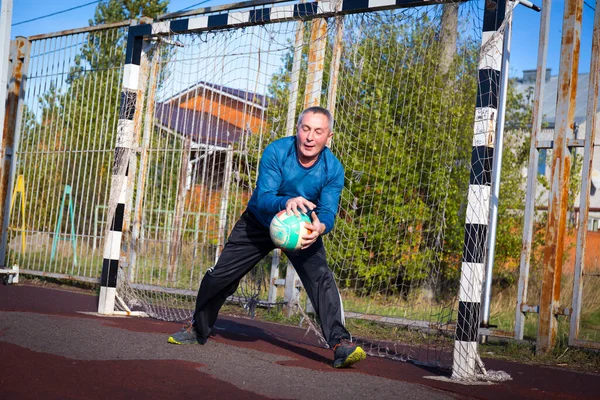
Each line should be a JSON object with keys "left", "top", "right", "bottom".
{"left": 95, "top": 0, "right": 509, "bottom": 380}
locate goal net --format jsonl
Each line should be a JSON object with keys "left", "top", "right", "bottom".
{"left": 110, "top": 0, "right": 488, "bottom": 369}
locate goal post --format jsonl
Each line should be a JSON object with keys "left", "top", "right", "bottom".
{"left": 98, "top": 20, "right": 153, "bottom": 315}
{"left": 451, "top": 0, "right": 507, "bottom": 380}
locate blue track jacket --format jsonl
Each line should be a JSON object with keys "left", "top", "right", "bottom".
{"left": 247, "top": 136, "right": 344, "bottom": 234}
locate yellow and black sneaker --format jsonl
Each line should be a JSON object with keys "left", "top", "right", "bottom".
{"left": 167, "top": 321, "right": 207, "bottom": 345}
{"left": 332, "top": 339, "right": 366, "bottom": 368}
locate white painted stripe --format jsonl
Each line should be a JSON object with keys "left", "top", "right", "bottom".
{"left": 271, "top": 5, "right": 294, "bottom": 19}
{"left": 473, "top": 107, "right": 496, "bottom": 146}
{"left": 188, "top": 16, "right": 208, "bottom": 30}
{"left": 339, "top": 290, "right": 345, "bottom": 326}
{"left": 98, "top": 287, "right": 116, "bottom": 314}
{"left": 472, "top": 133, "right": 487, "bottom": 147}
{"left": 122, "top": 64, "right": 140, "bottom": 91}
{"left": 479, "top": 51, "right": 502, "bottom": 71}
{"left": 472, "top": 120, "right": 496, "bottom": 146}
{"left": 474, "top": 106, "right": 495, "bottom": 121}
{"left": 481, "top": 31, "right": 494, "bottom": 47}
{"left": 152, "top": 21, "right": 170, "bottom": 34}
{"left": 118, "top": 177, "right": 128, "bottom": 203}
{"left": 116, "top": 120, "right": 135, "bottom": 148}
{"left": 103, "top": 231, "right": 123, "bottom": 260}
{"left": 332, "top": 271, "right": 345, "bottom": 326}
{"left": 320, "top": 0, "right": 333, "bottom": 13}
{"left": 479, "top": 30, "right": 502, "bottom": 70}
{"left": 228, "top": 11, "right": 250, "bottom": 25}
{"left": 451, "top": 340, "right": 477, "bottom": 379}
{"left": 466, "top": 184, "right": 491, "bottom": 225}
{"left": 473, "top": 115, "right": 495, "bottom": 134}
{"left": 369, "top": 0, "right": 396, "bottom": 7}
{"left": 459, "top": 262, "right": 484, "bottom": 302}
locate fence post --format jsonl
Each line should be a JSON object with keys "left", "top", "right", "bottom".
{"left": 0, "top": 37, "right": 30, "bottom": 268}
{"left": 451, "top": 0, "right": 506, "bottom": 380}
{"left": 0, "top": 0, "right": 12, "bottom": 154}
{"left": 268, "top": 249, "right": 280, "bottom": 304}
{"left": 98, "top": 20, "right": 152, "bottom": 314}
{"left": 515, "top": 0, "right": 552, "bottom": 341}
{"left": 282, "top": 18, "right": 306, "bottom": 316}
{"left": 303, "top": 17, "right": 327, "bottom": 108}
{"left": 168, "top": 130, "right": 191, "bottom": 282}
{"left": 284, "top": 19, "right": 305, "bottom": 138}
{"left": 481, "top": 1, "right": 513, "bottom": 332}
{"left": 283, "top": 15, "right": 328, "bottom": 316}
{"left": 216, "top": 145, "right": 234, "bottom": 260}
{"left": 131, "top": 36, "right": 159, "bottom": 282}
{"left": 536, "top": 0, "right": 582, "bottom": 353}
{"left": 569, "top": 0, "right": 599, "bottom": 347}
{"left": 326, "top": 14, "right": 343, "bottom": 116}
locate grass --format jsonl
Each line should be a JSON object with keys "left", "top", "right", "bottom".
{"left": 479, "top": 338, "right": 600, "bottom": 374}
{"left": 581, "top": 311, "right": 600, "bottom": 341}
{"left": 489, "top": 273, "right": 600, "bottom": 342}
{"left": 7, "top": 240, "right": 218, "bottom": 291}
{"left": 340, "top": 289, "right": 456, "bottom": 322}
{"left": 481, "top": 270, "right": 600, "bottom": 373}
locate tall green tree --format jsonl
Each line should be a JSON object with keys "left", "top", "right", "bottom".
{"left": 260, "top": 12, "right": 479, "bottom": 296}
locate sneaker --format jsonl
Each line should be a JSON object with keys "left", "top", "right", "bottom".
{"left": 332, "top": 339, "right": 366, "bottom": 368}
{"left": 167, "top": 321, "right": 206, "bottom": 345}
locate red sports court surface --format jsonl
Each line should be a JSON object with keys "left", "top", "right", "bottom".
{"left": 0, "top": 284, "right": 598, "bottom": 399}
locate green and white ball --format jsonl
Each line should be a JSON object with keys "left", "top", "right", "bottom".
{"left": 269, "top": 210, "right": 311, "bottom": 252}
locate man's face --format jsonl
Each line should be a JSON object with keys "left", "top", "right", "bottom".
{"left": 296, "top": 112, "right": 333, "bottom": 166}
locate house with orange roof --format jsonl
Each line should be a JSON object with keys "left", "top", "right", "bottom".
{"left": 154, "top": 82, "right": 269, "bottom": 244}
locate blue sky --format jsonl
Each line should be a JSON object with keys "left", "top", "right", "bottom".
{"left": 5, "top": 0, "right": 597, "bottom": 78}
{"left": 511, "top": 0, "right": 595, "bottom": 77}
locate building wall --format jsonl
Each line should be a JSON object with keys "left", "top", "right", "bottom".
{"left": 564, "top": 231, "right": 600, "bottom": 273}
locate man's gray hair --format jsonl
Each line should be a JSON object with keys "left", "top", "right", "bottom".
{"left": 297, "top": 106, "right": 334, "bottom": 132}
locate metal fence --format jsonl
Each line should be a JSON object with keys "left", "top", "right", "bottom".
{"left": 513, "top": 0, "right": 600, "bottom": 352}
{"left": 2, "top": 22, "right": 132, "bottom": 282}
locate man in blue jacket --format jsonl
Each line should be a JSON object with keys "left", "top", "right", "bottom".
{"left": 168, "top": 106, "right": 365, "bottom": 368}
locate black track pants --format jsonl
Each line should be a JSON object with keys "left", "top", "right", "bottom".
{"left": 193, "top": 210, "right": 350, "bottom": 348}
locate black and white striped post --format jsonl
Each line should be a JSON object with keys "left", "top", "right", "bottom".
{"left": 98, "top": 22, "right": 151, "bottom": 314}
{"left": 451, "top": 0, "right": 506, "bottom": 379}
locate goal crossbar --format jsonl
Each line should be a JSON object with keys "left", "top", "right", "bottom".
{"left": 129, "top": 0, "right": 468, "bottom": 45}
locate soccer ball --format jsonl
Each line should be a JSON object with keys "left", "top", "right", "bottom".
{"left": 269, "top": 210, "right": 312, "bottom": 251}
